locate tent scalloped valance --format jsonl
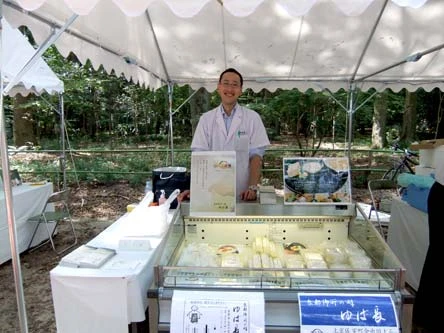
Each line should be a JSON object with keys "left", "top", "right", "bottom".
{"left": 6, "top": 0, "right": 443, "bottom": 93}
{"left": 15, "top": 0, "right": 430, "bottom": 17}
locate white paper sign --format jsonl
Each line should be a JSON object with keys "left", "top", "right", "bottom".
{"left": 190, "top": 151, "right": 236, "bottom": 216}
{"left": 170, "top": 290, "right": 265, "bottom": 333}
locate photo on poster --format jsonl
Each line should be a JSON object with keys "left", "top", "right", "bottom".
{"left": 283, "top": 157, "right": 351, "bottom": 204}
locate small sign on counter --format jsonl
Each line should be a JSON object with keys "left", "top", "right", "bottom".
{"left": 190, "top": 151, "right": 236, "bottom": 216}
{"left": 170, "top": 290, "right": 264, "bottom": 333}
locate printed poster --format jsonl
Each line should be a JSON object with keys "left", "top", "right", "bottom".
{"left": 170, "top": 290, "right": 265, "bottom": 333}
{"left": 283, "top": 157, "right": 351, "bottom": 204}
{"left": 190, "top": 151, "right": 236, "bottom": 216}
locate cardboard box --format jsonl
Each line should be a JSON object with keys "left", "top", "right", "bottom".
{"left": 410, "top": 138, "right": 444, "bottom": 150}
{"left": 411, "top": 139, "right": 444, "bottom": 168}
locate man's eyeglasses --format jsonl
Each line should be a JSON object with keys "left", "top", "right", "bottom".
{"left": 220, "top": 81, "right": 241, "bottom": 89}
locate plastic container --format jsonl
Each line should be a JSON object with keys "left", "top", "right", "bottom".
{"left": 158, "top": 189, "right": 166, "bottom": 205}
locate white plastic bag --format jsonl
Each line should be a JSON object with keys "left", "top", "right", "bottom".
{"left": 125, "top": 191, "right": 170, "bottom": 236}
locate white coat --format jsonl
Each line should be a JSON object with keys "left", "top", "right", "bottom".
{"left": 191, "top": 105, "right": 270, "bottom": 197}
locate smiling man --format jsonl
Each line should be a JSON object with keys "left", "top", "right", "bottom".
{"left": 190, "top": 68, "right": 270, "bottom": 201}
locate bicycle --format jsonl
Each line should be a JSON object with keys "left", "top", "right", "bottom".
{"left": 382, "top": 143, "right": 418, "bottom": 181}
{"left": 367, "top": 143, "right": 419, "bottom": 237}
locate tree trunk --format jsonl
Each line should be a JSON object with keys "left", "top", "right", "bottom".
{"left": 189, "top": 87, "right": 209, "bottom": 136}
{"left": 400, "top": 91, "right": 417, "bottom": 143}
{"left": 371, "top": 92, "right": 387, "bottom": 148}
{"left": 13, "top": 94, "right": 36, "bottom": 146}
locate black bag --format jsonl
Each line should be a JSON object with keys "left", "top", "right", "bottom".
{"left": 152, "top": 167, "right": 190, "bottom": 209}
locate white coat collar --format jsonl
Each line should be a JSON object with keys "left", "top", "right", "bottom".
{"left": 216, "top": 104, "right": 242, "bottom": 138}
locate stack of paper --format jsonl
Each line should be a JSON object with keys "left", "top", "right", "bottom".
{"left": 59, "top": 245, "right": 116, "bottom": 268}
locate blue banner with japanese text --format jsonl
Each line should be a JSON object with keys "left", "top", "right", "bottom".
{"left": 299, "top": 293, "right": 399, "bottom": 333}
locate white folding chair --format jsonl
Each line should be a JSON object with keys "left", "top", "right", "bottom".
{"left": 27, "top": 188, "right": 78, "bottom": 254}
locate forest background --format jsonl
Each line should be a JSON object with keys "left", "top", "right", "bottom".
{"left": 3, "top": 41, "right": 444, "bottom": 189}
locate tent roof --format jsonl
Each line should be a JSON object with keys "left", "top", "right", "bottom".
{"left": 1, "top": 18, "right": 64, "bottom": 96}
{"left": 3, "top": 0, "right": 443, "bottom": 92}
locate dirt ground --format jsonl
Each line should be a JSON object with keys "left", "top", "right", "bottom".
{"left": 0, "top": 182, "right": 373, "bottom": 332}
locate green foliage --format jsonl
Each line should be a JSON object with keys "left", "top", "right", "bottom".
{"left": 386, "top": 127, "right": 400, "bottom": 145}
{"left": 351, "top": 171, "right": 370, "bottom": 188}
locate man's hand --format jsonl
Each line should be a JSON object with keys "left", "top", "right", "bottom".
{"left": 177, "top": 190, "right": 190, "bottom": 202}
{"left": 240, "top": 189, "right": 257, "bottom": 201}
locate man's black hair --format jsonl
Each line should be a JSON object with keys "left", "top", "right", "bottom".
{"left": 219, "top": 68, "right": 243, "bottom": 87}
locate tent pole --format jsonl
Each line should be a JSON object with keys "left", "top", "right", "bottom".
{"left": 355, "top": 42, "right": 444, "bottom": 83}
{"left": 168, "top": 83, "right": 174, "bottom": 165}
{"left": 0, "top": 8, "right": 29, "bottom": 332}
{"left": 346, "top": 85, "right": 357, "bottom": 161}
{"left": 172, "top": 88, "right": 199, "bottom": 116}
{"left": 144, "top": 10, "right": 170, "bottom": 82}
{"left": 350, "top": 0, "right": 388, "bottom": 82}
{"left": 60, "top": 93, "right": 66, "bottom": 190}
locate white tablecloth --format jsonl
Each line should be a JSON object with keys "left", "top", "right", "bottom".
{"left": 0, "top": 182, "right": 54, "bottom": 264}
{"left": 387, "top": 197, "right": 429, "bottom": 290}
{"left": 50, "top": 209, "right": 175, "bottom": 333}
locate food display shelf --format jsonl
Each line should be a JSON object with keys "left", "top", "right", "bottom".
{"left": 148, "top": 202, "right": 412, "bottom": 332}
{"left": 159, "top": 266, "right": 396, "bottom": 291}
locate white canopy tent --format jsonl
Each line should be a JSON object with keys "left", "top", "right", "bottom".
{"left": 1, "top": 0, "right": 442, "bottom": 331}
{"left": 5, "top": 0, "right": 444, "bottom": 160}
{"left": 2, "top": 18, "right": 63, "bottom": 96}
{"left": 4, "top": 0, "right": 442, "bottom": 163}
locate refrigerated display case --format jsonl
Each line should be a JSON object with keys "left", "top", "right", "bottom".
{"left": 148, "top": 201, "right": 413, "bottom": 332}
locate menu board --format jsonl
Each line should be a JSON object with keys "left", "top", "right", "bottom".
{"left": 283, "top": 157, "right": 351, "bottom": 204}
{"left": 190, "top": 151, "right": 236, "bottom": 216}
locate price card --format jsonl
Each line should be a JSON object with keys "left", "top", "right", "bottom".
{"left": 170, "top": 290, "right": 264, "bottom": 333}
{"left": 298, "top": 293, "right": 399, "bottom": 333}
